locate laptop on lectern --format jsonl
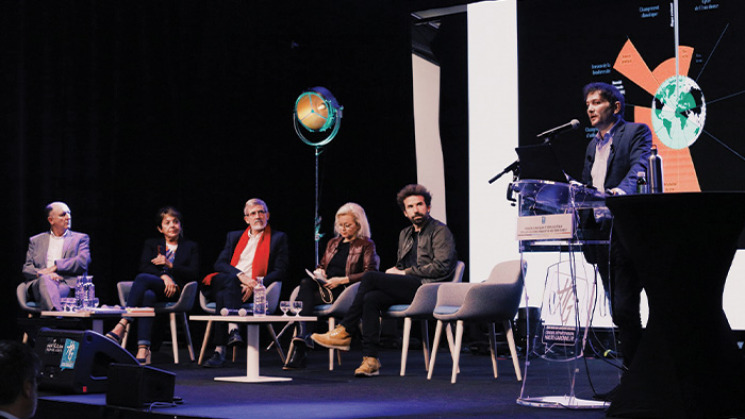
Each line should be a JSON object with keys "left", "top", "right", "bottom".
{"left": 515, "top": 143, "right": 570, "bottom": 183}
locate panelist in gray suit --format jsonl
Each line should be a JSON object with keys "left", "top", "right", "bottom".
{"left": 21, "top": 202, "right": 91, "bottom": 311}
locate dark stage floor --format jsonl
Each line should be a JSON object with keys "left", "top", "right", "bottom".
{"left": 35, "top": 343, "right": 623, "bottom": 419}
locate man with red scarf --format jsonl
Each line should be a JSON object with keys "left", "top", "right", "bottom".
{"left": 202, "top": 198, "right": 289, "bottom": 368}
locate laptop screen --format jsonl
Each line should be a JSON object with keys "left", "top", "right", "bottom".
{"left": 514, "top": 143, "right": 569, "bottom": 183}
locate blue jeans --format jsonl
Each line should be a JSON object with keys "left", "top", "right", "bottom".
{"left": 126, "top": 273, "right": 175, "bottom": 346}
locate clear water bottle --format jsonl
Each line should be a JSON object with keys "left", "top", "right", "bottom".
{"left": 75, "top": 276, "right": 85, "bottom": 307}
{"left": 647, "top": 145, "right": 664, "bottom": 193}
{"left": 84, "top": 280, "right": 95, "bottom": 300}
{"left": 252, "top": 277, "right": 267, "bottom": 317}
{"left": 636, "top": 171, "right": 648, "bottom": 194}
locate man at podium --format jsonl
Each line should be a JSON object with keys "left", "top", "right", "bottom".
{"left": 580, "top": 82, "right": 652, "bottom": 398}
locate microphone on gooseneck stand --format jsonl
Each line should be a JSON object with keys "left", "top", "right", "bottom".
{"left": 488, "top": 160, "right": 520, "bottom": 184}
{"left": 536, "top": 119, "right": 581, "bottom": 140}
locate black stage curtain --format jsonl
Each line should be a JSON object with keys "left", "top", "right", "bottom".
{"left": 1, "top": 0, "right": 423, "bottom": 338}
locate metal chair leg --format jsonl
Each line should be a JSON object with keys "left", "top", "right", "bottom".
{"left": 266, "top": 324, "right": 285, "bottom": 364}
{"left": 267, "top": 321, "right": 295, "bottom": 350}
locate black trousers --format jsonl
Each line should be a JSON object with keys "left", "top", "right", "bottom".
{"left": 296, "top": 277, "right": 344, "bottom": 337}
{"left": 340, "top": 271, "right": 422, "bottom": 357}
{"left": 206, "top": 272, "right": 242, "bottom": 346}
{"left": 582, "top": 215, "right": 643, "bottom": 369}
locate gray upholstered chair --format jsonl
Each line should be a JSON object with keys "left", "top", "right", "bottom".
{"left": 383, "top": 260, "right": 466, "bottom": 376}
{"left": 427, "top": 259, "right": 526, "bottom": 383}
{"left": 117, "top": 280, "right": 198, "bottom": 364}
{"left": 197, "top": 281, "right": 283, "bottom": 365}
{"left": 16, "top": 282, "right": 43, "bottom": 343}
{"left": 16, "top": 282, "right": 43, "bottom": 314}
{"left": 287, "top": 282, "right": 361, "bottom": 371}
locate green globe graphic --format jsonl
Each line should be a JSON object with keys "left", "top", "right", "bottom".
{"left": 651, "top": 76, "right": 706, "bottom": 150}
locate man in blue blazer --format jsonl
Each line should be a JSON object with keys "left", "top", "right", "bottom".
{"left": 581, "top": 82, "right": 652, "bottom": 400}
{"left": 202, "top": 198, "right": 289, "bottom": 367}
{"left": 21, "top": 202, "right": 91, "bottom": 311}
{"left": 581, "top": 85, "right": 652, "bottom": 196}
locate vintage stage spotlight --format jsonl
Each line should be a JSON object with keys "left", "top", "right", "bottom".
{"left": 294, "top": 86, "right": 343, "bottom": 146}
{"left": 293, "top": 87, "right": 343, "bottom": 264}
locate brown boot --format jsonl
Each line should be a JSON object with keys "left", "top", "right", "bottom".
{"left": 354, "top": 356, "right": 381, "bottom": 377}
{"left": 311, "top": 325, "right": 351, "bottom": 351}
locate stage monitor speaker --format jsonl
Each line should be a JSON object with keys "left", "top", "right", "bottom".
{"left": 106, "top": 363, "right": 176, "bottom": 408}
{"left": 34, "top": 328, "right": 138, "bottom": 393}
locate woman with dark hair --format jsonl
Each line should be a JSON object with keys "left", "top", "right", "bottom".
{"left": 106, "top": 207, "right": 199, "bottom": 364}
{"left": 283, "top": 202, "right": 379, "bottom": 370}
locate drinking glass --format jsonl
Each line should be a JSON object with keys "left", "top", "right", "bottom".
{"left": 291, "top": 301, "right": 303, "bottom": 317}
{"left": 84, "top": 298, "right": 99, "bottom": 310}
{"left": 61, "top": 297, "right": 77, "bottom": 312}
{"left": 279, "top": 301, "right": 291, "bottom": 316}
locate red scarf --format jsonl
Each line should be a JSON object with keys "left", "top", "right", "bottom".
{"left": 202, "top": 225, "right": 272, "bottom": 285}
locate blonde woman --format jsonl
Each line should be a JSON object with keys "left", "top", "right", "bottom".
{"left": 284, "top": 202, "right": 379, "bottom": 370}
